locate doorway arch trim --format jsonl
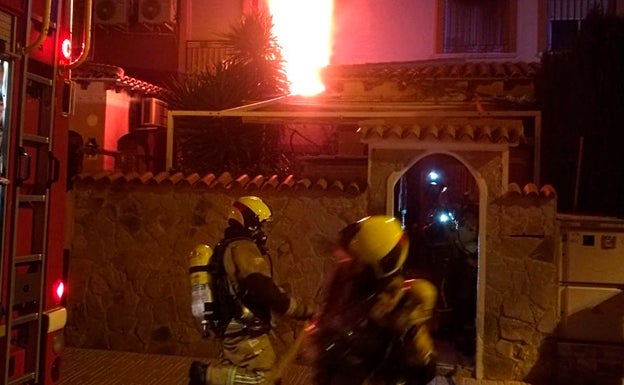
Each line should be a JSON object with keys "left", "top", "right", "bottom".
{"left": 386, "top": 149, "right": 489, "bottom": 380}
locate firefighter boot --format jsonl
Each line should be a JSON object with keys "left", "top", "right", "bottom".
{"left": 188, "top": 360, "right": 208, "bottom": 385}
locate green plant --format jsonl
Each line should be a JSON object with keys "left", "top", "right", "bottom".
{"left": 163, "top": 12, "right": 291, "bottom": 176}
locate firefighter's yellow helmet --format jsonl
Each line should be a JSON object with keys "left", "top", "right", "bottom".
{"left": 339, "top": 215, "right": 408, "bottom": 278}
{"left": 228, "top": 196, "right": 273, "bottom": 231}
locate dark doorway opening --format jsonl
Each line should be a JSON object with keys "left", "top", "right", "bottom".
{"left": 394, "top": 154, "right": 479, "bottom": 374}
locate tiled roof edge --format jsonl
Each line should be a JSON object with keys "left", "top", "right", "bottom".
{"left": 504, "top": 183, "right": 557, "bottom": 198}
{"left": 72, "top": 62, "right": 164, "bottom": 96}
{"left": 360, "top": 119, "right": 525, "bottom": 145}
{"left": 74, "top": 171, "right": 366, "bottom": 194}
{"left": 322, "top": 60, "right": 541, "bottom": 81}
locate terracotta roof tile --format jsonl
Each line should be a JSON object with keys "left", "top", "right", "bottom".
{"left": 329, "top": 180, "right": 345, "bottom": 191}
{"left": 231, "top": 174, "right": 251, "bottom": 189}
{"left": 107, "top": 171, "right": 126, "bottom": 183}
{"left": 212, "top": 172, "right": 234, "bottom": 188}
{"left": 323, "top": 60, "right": 539, "bottom": 81}
{"left": 73, "top": 62, "right": 164, "bottom": 96}
{"left": 198, "top": 173, "right": 216, "bottom": 186}
{"left": 295, "top": 179, "right": 312, "bottom": 190}
{"left": 117, "top": 76, "right": 163, "bottom": 95}
{"left": 278, "top": 175, "right": 296, "bottom": 190}
{"left": 457, "top": 125, "right": 475, "bottom": 141}
{"left": 138, "top": 172, "right": 155, "bottom": 184}
{"left": 184, "top": 173, "right": 201, "bottom": 185}
{"left": 496, "top": 183, "right": 557, "bottom": 208}
{"left": 505, "top": 183, "right": 557, "bottom": 198}
{"left": 540, "top": 184, "right": 557, "bottom": 198}
{"left": 346, "top": 182, "right": 361, "bottom": 195}
{"left": 166, "top": 172, "right": 186, "bottom": 185}
{"left": 75, "top": 171, "right": 364, "bottom": 194}
{"left": 151, "top": 172, "right": 170, "bottom": 184}
{"left": 180, "top": 173, "right": 201, "bottom": 185}
{"left": 313, "top": 179, "right": 329, "bottom": 190}
{"left": 360, "top": 118, "right": 524, "bottom": 144}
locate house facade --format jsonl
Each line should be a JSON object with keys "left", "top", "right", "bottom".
{"left": 89, "top": 1, "right": 624, "bottom": 79}
{"left": 65, "top": 1, "right": 624, "bottom": 384}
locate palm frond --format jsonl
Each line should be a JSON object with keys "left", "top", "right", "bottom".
{"left": 162, "top": 11, "right": 292, "bottom": 176}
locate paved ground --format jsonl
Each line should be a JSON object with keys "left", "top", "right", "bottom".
{"left": 59, "top": 347, "right": 315, "bottom": 385}
{"left": 58, "top": 347, "right": 537, "bottom": 385}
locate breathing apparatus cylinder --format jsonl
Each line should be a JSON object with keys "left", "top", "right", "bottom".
{"left": 189, "top": 244, "right": 214, "bottom": 336}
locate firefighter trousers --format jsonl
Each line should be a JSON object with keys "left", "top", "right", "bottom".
{"left": 206, "top": 331, "right": 276, "bottom": 385}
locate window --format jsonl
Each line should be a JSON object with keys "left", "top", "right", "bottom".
{"left": 440, "top": 0, "right": 514, "bottom": 54}
{"left": 548, "top": 0, "right": 614, "bottom": 51}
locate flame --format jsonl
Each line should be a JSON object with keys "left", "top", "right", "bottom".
{"left": 268, "top": 0, "right": 333, "bottom": 96}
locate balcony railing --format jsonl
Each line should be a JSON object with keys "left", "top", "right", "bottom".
{"left": 548, "top": 0, "right": 615, "bottom": 50}
{"left": 185, "top": 40, "right": 234, "bottom": 74}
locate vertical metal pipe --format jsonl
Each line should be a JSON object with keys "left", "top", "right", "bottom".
{"left": 66, "top": 0, "right": 93, "bottom": 70}
{"left": 21, "top": 0, "right": 52, "bottom": 54}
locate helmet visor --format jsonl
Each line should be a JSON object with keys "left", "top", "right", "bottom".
{"left": 378, "top": 233, "right": 409, "bottom": 277}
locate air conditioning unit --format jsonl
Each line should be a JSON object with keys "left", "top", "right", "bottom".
{"left": 140, "top": 97, "right": 168, "bottom": 128}
{"left": 94, "top": 0, "right": 128, "bottom": 25}
{"left": 138, "top": 0, "right": 175, "bottom": 24}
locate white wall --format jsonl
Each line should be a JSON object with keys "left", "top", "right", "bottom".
{"left": 187, "top": 1, "right": 244, "bottom": 40}
{"left": 179, "top": 0, "right": 542, "bottom": 69}
{"left": 331, "top": 0, "right": 541, "bottom": 64}
{"left": 331, "top": 0, "right": 437, "bottom": 64}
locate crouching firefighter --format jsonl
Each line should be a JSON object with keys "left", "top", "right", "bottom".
{"left": 306, "top": 215, "right": 438, "bottom": 385}
{"left": 188, "top": 196, "right": 315, "bottom": 385}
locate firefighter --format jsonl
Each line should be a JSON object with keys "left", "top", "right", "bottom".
{"left": 189, "top": 196, "right": 315, "bottom": 385}
{"left": 307, "top": 215, "right": 438, "bottom": 385}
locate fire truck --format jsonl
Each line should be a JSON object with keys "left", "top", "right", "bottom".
{"left": 0, "top": 0, "right": 84, "bottom": 383}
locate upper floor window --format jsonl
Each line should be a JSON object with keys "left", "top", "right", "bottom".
{"left": 439, "top": 0, "right": 515, "bottom": 54}
{"left": 548, "top": 0, "right": 614, "bottom": 51}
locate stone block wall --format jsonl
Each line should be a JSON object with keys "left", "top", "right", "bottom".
{"left": 65, "top": 177, "right": 367, "bottom": 358}
{"left": 484, "top": 187, "right": 559, "bottom": 383}
{"left": 66, "top": 171, "right": 563, "bottom": 384}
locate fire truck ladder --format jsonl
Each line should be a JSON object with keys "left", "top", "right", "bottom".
{"left": 2, "top": 1, "right": 61, "bottom": 384}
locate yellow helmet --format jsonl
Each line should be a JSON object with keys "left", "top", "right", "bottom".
{"left": 228, "top": 196, "right": 273, "bottom": 231}
{"left": 339, "top": 215, "right": 408, "bottom": 278}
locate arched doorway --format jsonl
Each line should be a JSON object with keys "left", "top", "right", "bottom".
{"left": 393, "top": 153, "right": 479, "bottom": 373}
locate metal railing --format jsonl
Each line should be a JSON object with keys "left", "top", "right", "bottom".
{"left": 548, "top": 0, "right": 614, "bottom": 20}
{"left": 185, "top": 40, "right": 233, "bottom": 74}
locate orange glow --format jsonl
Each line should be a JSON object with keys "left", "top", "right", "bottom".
{"left": 269, "top": 0, "right": 333, "bottom": 96}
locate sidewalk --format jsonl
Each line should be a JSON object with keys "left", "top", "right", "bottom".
{"left": 59, "top": 347, "right": 314, "bottom": 385}
{"left": 58, "top": 347, "right": 537, "bottom": 385}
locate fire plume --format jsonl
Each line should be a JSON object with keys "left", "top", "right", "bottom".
{"left": 268, "top": 0, "right": 333, "bottom": 96}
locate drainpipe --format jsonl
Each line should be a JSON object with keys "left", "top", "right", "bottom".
{"left": 65, "top": 0, "right": 93, "bottom": 71}
{"left": 22, "top": 0, "right": 52, "bottom": 54}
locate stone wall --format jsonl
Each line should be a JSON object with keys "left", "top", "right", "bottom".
{"left": 66, "top": 171, "right": 561, "bottom": 384}
{"left": 65, "top": 177, "right": 367, "bottom": 358}
{"left": 484, "top": 187, "right": 559, "bottom": 383}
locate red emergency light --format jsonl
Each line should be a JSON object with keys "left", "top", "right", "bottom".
{"left": 61, "top": 38, "right": 72, "bottom": 61}
{"left": 52, "top": 280, "right": 65, "bottom": 303}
